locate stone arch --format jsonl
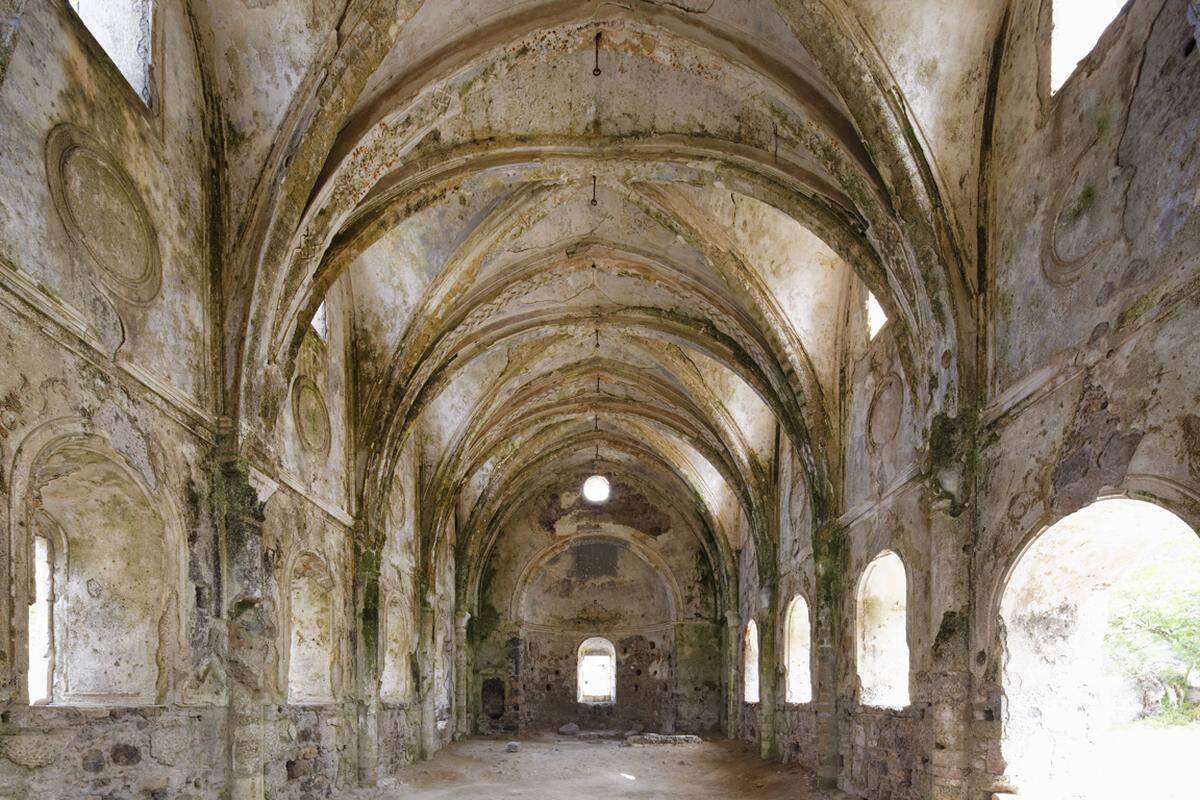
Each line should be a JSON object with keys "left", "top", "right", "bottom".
{"left": 576, "top": 636, "right": 617, "bottom": 705}
{"left": 7, "top": 418, "right": 185, "bottom": 706}
{"left": 996, "top": 497, "right": 1200, "bottom": 799}
{"left": 510, "top": 535, "right": 681, "bottom": 629}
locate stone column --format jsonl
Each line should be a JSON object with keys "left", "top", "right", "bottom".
{"left": 354, "top": 525, "right": 383, "bottom": 787}
{"left": 453, "top": 611, "right": 471, "bottom": 738}
{"left": 220, "top": 461, "right": 277, "bottom": 800}
{"left": 758, "top": 604, "right": 777, "bottom": 760}
{"left": 418, "top": 602, "right": 438, "bottom": 759}
{"left": 812, "top": 519, "right": 843, "bottom": 790}
{"left": 723, "top": 609, "right": 740, "bottom": 740}
{"left": 927, "top": 499, "right": 972, "bottom": 800}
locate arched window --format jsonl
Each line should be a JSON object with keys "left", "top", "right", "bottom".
{"left": 1001, "top": 498, "right": 1200, "bottom": 799}
{"left": 1051, "top": 0, "right": 1126, "bottom": 92}
{"left": 856, "top": 551, "right": 909, "bottom": 709}
{"left": 784, "top": 595, "right": 813, "bottom": 704}
{"left": 24, "top": 444, "right": 169, "bottom": 706}
{"left": 288, "top": 553, "right": 335, "bottom": 704}
{"left": 68, "top": 0, "right": 154, "bottom": 104}
{"left": 744, "top": 620, "right": 760, "bottom": 704}
{"left": 577, "top": 637, "right": 616, "bottom": 704}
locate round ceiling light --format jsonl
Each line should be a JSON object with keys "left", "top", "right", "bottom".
{"left": 582, "top": 474, "right": 610, "bottom": 503}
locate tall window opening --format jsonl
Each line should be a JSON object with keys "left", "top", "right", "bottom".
{"left": 27, "top": 535, "right": 53, "bottom": 704}
{"left": 1001, "top": 498, "right": 1200, "bottom": 800}
{"left": 744, "top": 620, "right": 760, "bottom": 704}
{"left": 288, "top": 553, "right": 335, "bottom": 704}
{"left": 856, "top": 551, "right": 909, "bottom": 708}
{"left": 68, "top": 0, "right": 153, "bottom": 105}
{"left": 1051, "top": 0, "right": 1127, "bottom": 93}
{"left": 577, "top": 637, "right": 616, "bottom": 704}
{"left": 785, "top": 595, "right": 813, "bottom": 704}
{"left": 867, "top": 292, "right": 888, "bottom": 340}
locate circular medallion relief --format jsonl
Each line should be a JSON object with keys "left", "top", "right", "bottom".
{"left": 867, "top": 373, "right": 904, "bottom": 449}
{"left": 292, "top": 377, "right": 331, "bottom": 456}
{"left": 1040, "top": 150, "right": 1125, "bottom": 286}
{"left": 45, "top": 124, "right": 161, "bottom": 305}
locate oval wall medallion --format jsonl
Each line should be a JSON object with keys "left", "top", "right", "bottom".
{"left": 867, "top": 373, "right": 904, "bottom": 449}
{"left": 292, "top": 377, "right": 331, "bottom": 456}
{"left": 1039, "top": 149, "right": 1125, "bottom": 286}
{"left": 45, "top": 124, "right": 161, "bottom": 305}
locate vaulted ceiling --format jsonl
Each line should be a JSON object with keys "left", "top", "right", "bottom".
{"left": 197, "top": 0, "right": 1003, "bottom": 592}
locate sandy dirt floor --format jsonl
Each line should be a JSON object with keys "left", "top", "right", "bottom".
{"left": 366, "top": 735, "right": 851, "bottom": 799}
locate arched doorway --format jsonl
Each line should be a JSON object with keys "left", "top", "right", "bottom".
{"left": 577, "top": 637, "right": 617, "bottom": 705}
{"left": 1000, "top": 498, "right": 1200, "bottom": 799}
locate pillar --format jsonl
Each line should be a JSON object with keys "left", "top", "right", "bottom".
{"left": 927, "top": 499, "right": 973, "bottom": 800}
{"left": 723, "top": 609, "right": 740, "bottom": 740}
{"left": 453, "top": 610, "right": 471, "bottom": 738}
{"left": 354, "top": 522, "right": 384, "bottom": 787}
{"left": 812, "top": 519, "right": 843, "bottom": 790}
{"left": 220, "top": 460, "right": 276, "bottom": 800}
{"left": 418, "top": 602, "right": 438, "bottom": 758}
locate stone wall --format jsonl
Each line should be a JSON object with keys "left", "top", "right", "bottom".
{"left": 470, "top": 475, "right": 724, "bottom": 735}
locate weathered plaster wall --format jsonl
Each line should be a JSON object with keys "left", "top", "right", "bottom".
{"left": 968, "top": 3, "right": 1200, "bottom": 796}
{"left": 0, "top": 2, "right": 1196, "bottom": 799}
{"left": 471, "top": 474, "right": 723, "bottom": 735}
{"left": 0, "top": 265, "right": 226, "bottom": 796}
{"left": 0, "top": 3, "right": 228, "bottom": 797}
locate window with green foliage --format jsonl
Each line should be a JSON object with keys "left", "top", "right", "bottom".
{"left": 1105, "top": 538, "right": 1200, "bottom": 724}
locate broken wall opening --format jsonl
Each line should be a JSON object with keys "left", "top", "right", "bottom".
{"left": 1000, "top": 498, "right": 1200, "bottom": 800}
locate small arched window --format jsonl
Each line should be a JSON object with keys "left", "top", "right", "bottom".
{"left": 577, "top": 637, "right": 616, "bottom": 704}
{"left": 856, "top": 551, "right": 909, "bottom": 709}
{"left": 784, "top": 595, "right": 813, "bottom": 704}
{"left": 744, "top": 620, "right": 760, "bottom": 704}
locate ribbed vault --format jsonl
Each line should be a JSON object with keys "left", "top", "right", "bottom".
{"left": 224, "top": 0, "right": 975, "bottom": 654}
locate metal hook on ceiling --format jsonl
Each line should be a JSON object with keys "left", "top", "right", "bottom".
{"left": 593, "top": 31, "right": 602, "bottom": 77}
{"left": 591, "top": 175, "right": 598, "bottom": 206}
